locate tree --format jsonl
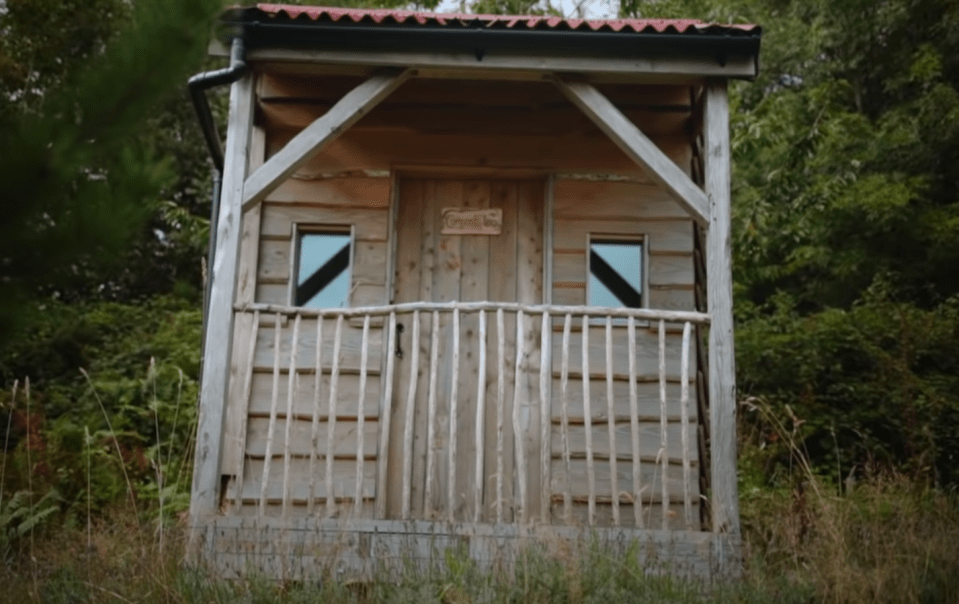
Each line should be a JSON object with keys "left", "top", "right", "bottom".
{"left": 0, "top": 0, "right": 223, "bottom": 346}
{"left": 624, "top": 0, "right": 959, "bottom": 485}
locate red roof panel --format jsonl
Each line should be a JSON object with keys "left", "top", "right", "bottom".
{"left": 252, "top": 3, "right": 758, "bottom": 35}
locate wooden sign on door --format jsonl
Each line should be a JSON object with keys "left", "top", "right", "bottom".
{"left": 441, "top": 208, "right": 503, "bottom": 235}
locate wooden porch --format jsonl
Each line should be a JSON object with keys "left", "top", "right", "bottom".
{"left": 194, "top": 300, "right": 726, "bottom": 578}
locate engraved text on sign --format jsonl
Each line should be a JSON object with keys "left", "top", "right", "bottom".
{"left": 441, "top": 208, "right": 503, "bottom": 235}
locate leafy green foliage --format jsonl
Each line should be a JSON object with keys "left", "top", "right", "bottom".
{"left": 624, "top": 0, "right": 959, "bottom": 486}
{"left": 0, "top": 297, "right": 201, "bottom": 547}
{"left": 0, "top": 0, "right": 222, "bottom": 345}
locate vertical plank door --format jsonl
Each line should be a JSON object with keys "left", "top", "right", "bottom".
{"left": 386, "top": 178, "right": 544, "bottom": 523}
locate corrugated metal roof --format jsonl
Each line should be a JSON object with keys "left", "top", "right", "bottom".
{"left": 251, "top": 3, "right": 759, "bottom": 36}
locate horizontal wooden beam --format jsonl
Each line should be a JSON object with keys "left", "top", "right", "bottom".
{"left": 553, "top": 77, "right": 709, "bottom": 226}
{"left": 242, "top": 47, "right": 758, "bottom": 82}
{"left": 242, "top": 68, "right": 412, "bottom": 211}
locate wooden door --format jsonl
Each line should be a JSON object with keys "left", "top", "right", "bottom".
{"left": 385, "top": 178, "right": 544, "bottom": 523}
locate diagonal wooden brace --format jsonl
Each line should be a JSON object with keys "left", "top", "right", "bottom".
{"left": 552, "top": 76, "right": 710, "bottom": 227}
{"left": 242, "top": 68, "right": 412, "bottom": 211}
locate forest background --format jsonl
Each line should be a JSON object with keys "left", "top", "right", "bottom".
{"left": 1, "top": 0, "right": 958, "bottom": 601}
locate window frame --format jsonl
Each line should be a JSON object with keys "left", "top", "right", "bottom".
{"left": 290, "top": 223, "right": 355, "bottom": 309}
{"left": 585, "top": 233, "right": 648, "bottom": 312}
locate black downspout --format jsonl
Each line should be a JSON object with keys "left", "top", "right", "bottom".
{"left": 188, "top": 37, "right": 248, "bottom": 375}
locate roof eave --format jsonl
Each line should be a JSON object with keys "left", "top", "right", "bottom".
{"left": 216, "top": 10, "right": 762, "bottom": 81}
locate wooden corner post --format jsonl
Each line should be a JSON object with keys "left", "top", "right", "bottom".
{"left": 190, "top": 67, "right": 256, "bottom": 524}
{"left": 703, "top": 80, "right": 741, "bottom": 544}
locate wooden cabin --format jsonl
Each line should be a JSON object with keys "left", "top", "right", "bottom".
{"left": 188, "top": 4, "right": 761, "bottom": 581}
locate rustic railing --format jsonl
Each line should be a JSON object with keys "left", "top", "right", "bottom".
{"left": 230, "top": 301, "right": 710, "bottom": 531}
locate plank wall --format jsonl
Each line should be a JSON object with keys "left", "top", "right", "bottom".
{"left": 225, "top": 72, "right": 700, "bottom": 528}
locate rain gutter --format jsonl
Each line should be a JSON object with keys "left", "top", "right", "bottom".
{"left": 187, "top": 37, "right": 248, "bottom": 370}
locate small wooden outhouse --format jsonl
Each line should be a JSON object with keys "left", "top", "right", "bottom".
{"left": 188, "top": 4, "right": 761, "bottom": 581}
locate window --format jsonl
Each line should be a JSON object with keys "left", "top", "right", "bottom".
{"left": 588, "top": 237, "right": 644, "bottom": 308}
{"left": 295, "top": 228, "right": 351, "bottom": 308}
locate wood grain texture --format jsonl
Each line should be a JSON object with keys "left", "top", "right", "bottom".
{"left": 246, "top": 45, "right": 758, "bottom": 80}
{"left": 266, "top": 129, "right": 691, "bottom": 180}
{"left": 552, "top": 422, "right": 693, "bottom": 463}
{"left": 550, "top": 326, "right": 695, "bottom": 379}
{"left": 553, "top": 78, "right": 708, "bottom": 225}
{"left": 191, "top": 70, "right": 255, "bottom": 521}
{"left": 704, "top": 81, "right": 741, "bottom": 539}
{"left": 259, "top": 74, "right": 691, "bottom": 108}
{"left": 550, "top": 378, "right": 696, "bottom": 422}
{"left": 252, "top": 320, "right": 384, "bottom": 371}
{"left": 190, "top": 515, "right": 739, "bottom": 582}
{"left": 552, "top": 180, "right": 690, "bottom": 221}
{"left": 260, "top": 101, "right": 690, "bottom": 137}
{"left": 259, "top": 204, "right": 389, "bottom": 239}
{"left": 265, "top": 176, "right": 390, "bottom": 207}
{"left": 552, "top": 251, "right": 693, "bottom": 288}
{"left": 243, "top": 69, "right": 411, "bottom": 209}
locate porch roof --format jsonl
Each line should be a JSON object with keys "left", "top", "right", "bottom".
{"left": 218, "top": 4, "right": 761, "bottom": 78}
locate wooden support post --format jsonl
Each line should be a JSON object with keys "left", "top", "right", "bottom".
{"left": 242, "top": 68, "right": 411, "bottom": 210}
{"left": 552, "top": 77, "right": 709, "bottom": 226}
{"left": 190, "top": 66, "right": 255, "bottom": 523}
{"left": 704, "top": 80, "right": 741, "bottom": 539}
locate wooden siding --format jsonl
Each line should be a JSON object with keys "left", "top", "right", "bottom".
{"left": 220, "top": 72, "right": 701, "bottom": 532}
{"left": 549, "top": 178, "right": 699, "bottom": 528}
{"left": 190, "top": 516, "right": 738, "bottom": 582}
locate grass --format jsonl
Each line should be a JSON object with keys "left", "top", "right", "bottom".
{"left": 2, "top": 374, "right": 958, "bottom": 603}
{"left": 2, "top": 472, "right": 957, "bottom": 604}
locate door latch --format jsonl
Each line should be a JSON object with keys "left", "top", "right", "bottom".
{"left": 395, "top": 322, "right": 405, "bottom": 359}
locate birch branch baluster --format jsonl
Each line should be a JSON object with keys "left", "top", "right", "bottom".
{"left": 375, "top": 312, "right": 396, "bottom": 519}
{"left": 680, "top": 321, "right": 693, "bottom": 529}
{"left": 560, "top": 313, "right": 573, "bottom": 522}
{"left": 401, "top": 311, "right": 421, "bottom": 520}
{"left": 307, "top": 314, "right": 324, "bottom": 515}
{"left": 539, "top": 310, "right": 551, "bottom": 523}
{"left": 259, "top": 313, "right": 283, "bottom": 515}
{"left": 513, "top": 310, "right": 527, "bottom": 523}
{"left": 582, "top": 315, "right": 595, "bottom": 526}
{"left": 424, "top": 311, "right": 440, "bottom": 519}
{"left": 447, "top": 308, "right": 460, "bottom": 522}
{"left": 473, "top": 310, "right": 487, "bottom": 523}
{"left": 354, "top": 314, "right": 370, "bottom": 516}
{"left": 233, "top": 310, "right": 259, "bottom": 511}
{"left": 281, "top": 313, "right": 302, "bottom": 516}
{"left": 496, "top": 308, "right": 506, "bottom": 524}
{"left": 326, "top": 315, "right": 344, "bottom": 517}
{"left": 605, "top": 316, "right": 619, "bottom": 526}
{"left": 627, "top": 316, "right": 643, "bottom": 528}
{"left": 658, "top": 319, "right": 670, "bottom": 530}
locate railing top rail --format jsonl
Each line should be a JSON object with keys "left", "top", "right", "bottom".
{"left": 235, "top": 301, "right": 711, "bottom": 325}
